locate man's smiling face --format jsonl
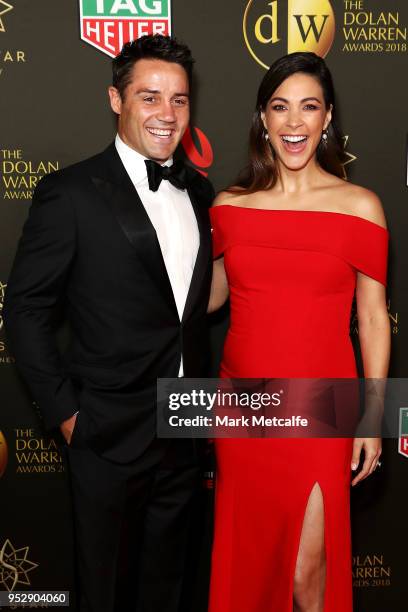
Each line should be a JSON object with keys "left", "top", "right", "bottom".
{"left": 109, "top": 58, "right": 190, "bottom": 163}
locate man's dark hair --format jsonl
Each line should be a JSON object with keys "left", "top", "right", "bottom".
{"left": 112, "top": 34, "right": 194, "bottom": 99}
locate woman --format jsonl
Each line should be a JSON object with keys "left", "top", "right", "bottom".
{"left": 208, "top": 53, "right": 390, "bottom": 612}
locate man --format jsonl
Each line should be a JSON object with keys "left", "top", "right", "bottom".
{"left": 4, "top": 35, "right": 214, "bottom": 612}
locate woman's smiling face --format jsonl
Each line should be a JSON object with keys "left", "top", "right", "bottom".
{"left": 261, "top": 72, "right": 332, "bottom": 172}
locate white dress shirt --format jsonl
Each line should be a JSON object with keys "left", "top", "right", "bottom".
{"left": 115, "top": 134, "right": 199, "bottom": 376}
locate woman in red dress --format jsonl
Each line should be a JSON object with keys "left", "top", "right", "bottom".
{"left": 208, "top": 53, "right": 390, "bottom": 612}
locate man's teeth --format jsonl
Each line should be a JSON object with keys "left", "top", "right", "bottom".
{"left": 281, "top": 135, "right": 308, "bottom": 143}
{"left": 147, "top": 128, "right": 172, "bottom": 137}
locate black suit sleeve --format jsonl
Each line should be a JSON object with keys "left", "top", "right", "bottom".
{"left": 207, "top": 181, "right": 216, "bottom": 206}
{"left": 195, "top": 172, "right": 216, "bottom": 207}
{"left": 3, "top": 173, "right": 79, "bottom": 430}
{"left": 201, "top": 175, "right": 215, "bottom": 204}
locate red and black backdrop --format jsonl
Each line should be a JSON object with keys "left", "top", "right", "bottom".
{"left": 1, "top": 1, "right": 407, "bottom": 610}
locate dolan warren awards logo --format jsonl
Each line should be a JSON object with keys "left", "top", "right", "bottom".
{"left": 244, "top": 0, "right": 335, "bottom": 69}
{"left": 79, "top": 0, "right": 171, "bottom": 58}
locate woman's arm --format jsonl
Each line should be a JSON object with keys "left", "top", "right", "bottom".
{"left": 207, "top": 190, "right": 238, "bottom": 314}
{"left": 208, "top": 257, "right": 229, "bottom": 313}
{"left": 357, "top": 274, "right": 390, "bottom": 379}
{"left": 350, "top": 189, "right": 390, "bottom": 485}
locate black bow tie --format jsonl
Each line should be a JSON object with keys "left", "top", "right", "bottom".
{"left": 145, "top": 159, "right": 189, "bottom": 192}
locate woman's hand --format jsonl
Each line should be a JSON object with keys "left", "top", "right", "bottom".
{"left": 351, "top": 437, "right": 382, "bottom": 486}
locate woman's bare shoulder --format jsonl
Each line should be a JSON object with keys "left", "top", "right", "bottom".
{"left": 340, "top": 182, "right": 387, "bottom": 228}
{"left": 212, "top": 187, "right": 249, "bottom": 208}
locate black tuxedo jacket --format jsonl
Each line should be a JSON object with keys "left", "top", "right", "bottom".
{"left": 4, "top": 143, "right": 214, "bottom": 462}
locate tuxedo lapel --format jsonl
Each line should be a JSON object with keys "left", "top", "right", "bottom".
{"left": 91, "top": 144, "right": 178, "bottom": 314}
{"left": 182, "top": 174, "right": 211, "bottom": 323}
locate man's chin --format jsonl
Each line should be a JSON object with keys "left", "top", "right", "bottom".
{"left": 147, "top": 146, "right": 179, "bottom": 163}
{"left": 148, "top": 154, "right": 173, "bottom": 163}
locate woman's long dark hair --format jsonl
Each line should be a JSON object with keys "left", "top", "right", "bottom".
{"left": 230, "top": 52, "right": 345, "bottom": 194}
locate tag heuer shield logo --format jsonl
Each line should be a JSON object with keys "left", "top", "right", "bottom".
{"left": 399, "top": 408, "right": 408, "bottom": 458}
{"left": 79, "top": 0, "right": 172, "bottom": 58}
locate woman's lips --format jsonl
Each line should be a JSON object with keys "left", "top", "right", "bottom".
{"left": 280, "top": 135, "right": 308, "bottom": 154}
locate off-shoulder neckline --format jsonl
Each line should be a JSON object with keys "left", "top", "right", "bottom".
{"left": 211, "top": 204, "right": 388, "bottom": 232}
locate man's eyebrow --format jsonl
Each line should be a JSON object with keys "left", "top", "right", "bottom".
{"left": 136, "top": 89, "right": 190, "bottom": 97}
{"left": 136, "top": 88, "right": 160, "bottom": 94}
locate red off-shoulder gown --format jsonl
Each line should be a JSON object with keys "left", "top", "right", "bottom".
{"left": 208, "top": 206, "right": 388, "bottom": 612}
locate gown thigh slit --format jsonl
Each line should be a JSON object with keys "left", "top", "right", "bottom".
{"left": 293, "top": 482, "right": 326, "bottom": 612}
{"left": 208, "top": 206, "right": 388, "bottom": 612}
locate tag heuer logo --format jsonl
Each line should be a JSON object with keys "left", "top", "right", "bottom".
{"left": 79, "top": 0, "right": 171, "bottom": 58}
{"left": 399, "top": 408, "right": 408, "bottom": 458}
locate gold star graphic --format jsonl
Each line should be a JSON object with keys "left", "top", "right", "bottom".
{"left": 0, "top": 1, "right": 13, "bottom": 33}
{"left": 342, "top": 135, "right": 357, "bottom": 180}
{"left": 0, "top": 539, "right": 38, "bottom": 591}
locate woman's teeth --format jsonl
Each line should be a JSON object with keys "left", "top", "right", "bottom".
{"left": 279, "top": 135, "right": 309, "bottom": 153}
{"left": 281, "top": 135, "right": 308, "bottom": 143}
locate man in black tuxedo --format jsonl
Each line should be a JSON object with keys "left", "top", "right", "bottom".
{"left": 4, "top": 35, "right": 213, "bottom": 612}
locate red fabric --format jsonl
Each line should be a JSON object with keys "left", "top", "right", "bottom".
{"left": 208, "top": 206, "right": 389, "bottom": 612}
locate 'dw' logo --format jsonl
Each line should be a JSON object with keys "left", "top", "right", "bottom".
{"left": 243, "top": 0, "right": 335, "bottom": 69}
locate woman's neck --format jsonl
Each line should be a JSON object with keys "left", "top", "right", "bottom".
{"left": 274, "top": 157, "right": 326, "bottom": 195}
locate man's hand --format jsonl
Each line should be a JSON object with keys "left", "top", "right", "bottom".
{"left": 60, "top": 413, "right": 78, "bottom": 445}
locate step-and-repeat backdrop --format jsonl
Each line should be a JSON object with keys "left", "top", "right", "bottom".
{"left": 1, "top": 1, "right": 407, "bottom": 610}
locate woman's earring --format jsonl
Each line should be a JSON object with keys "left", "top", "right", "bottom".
{"left": 264, "top": 129, "right": 275, "bottom": 157}
{"left": 321, "top": 129, "right": 328, "bottom": 144}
